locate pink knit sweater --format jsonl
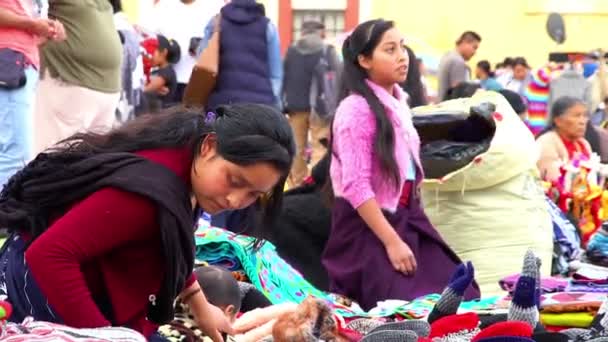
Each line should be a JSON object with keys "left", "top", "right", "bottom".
{"left": 330, "top": 79, "right": 423, "bottom": 212}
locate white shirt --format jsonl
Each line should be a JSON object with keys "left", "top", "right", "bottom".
{"left": 142, "top": 0, "right": 224, "bottom": 84}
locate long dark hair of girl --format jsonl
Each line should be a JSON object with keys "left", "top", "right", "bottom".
{"left": 333, "top": 19, "right": 401, "bottom": 188}
{"left": 400, "top": 46, "right": 428, "bottom": 108}
{"left": 477, "top": 60, "right": 495, "bottom": 78}
{"left": 0, "top": 104, "right": 295, "bottom": 244}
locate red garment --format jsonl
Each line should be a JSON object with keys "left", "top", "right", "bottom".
{"left": 0, "top": 0, "right": 40, "bottom": 67}
{"left": 559, "top": 135, "right": 590, "bottom": 160}
{"left": 24, "top": 148, "right": 196, "bottom": 337}
{"left": 398, "top": 181, "right": 414, "bottom": 207}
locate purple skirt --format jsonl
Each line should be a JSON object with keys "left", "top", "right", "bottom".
{"left": 322, "top": 196, "right": 480, "bottom": 311}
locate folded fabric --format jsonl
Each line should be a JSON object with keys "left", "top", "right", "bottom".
{"left": 540, "top": 312, "right": 595, "bottom": 328}
{"left": 499, "top": 274, "right": 568, "bottom": 294}
{"left": 541, "top": 292, "right": 607, "bottom": 308}
{"left": 0, "top": 317, "right": 146, "bottom": 341}
{"left": 542, "top": 302, "right": 602, "bottom": 314}
{"left": 196, "top": 227, "right": 448, "bottom": 319}
{"left": 573, "top": 264, "right": 608, "bottom": 281}
{"left": 458, "top": 296, "right": 508, "bottom": 313}
{"left": 589, "top": 231, "right": 608, "bottom": 257}
{"left": 567, "top": 282, "right": 608, "bottom": 293}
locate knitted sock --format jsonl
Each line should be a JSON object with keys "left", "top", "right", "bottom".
{"left": 427, "top": 262, "right": 475, "bottom": 324}
{"left": 508, "top": 276, "right": 539, "bottom": 328}
{"left": 361, "top": 330, "right": 418, "bottom": 342}
{"left": 368, "top": 320, "right": 431, "bottom": 338}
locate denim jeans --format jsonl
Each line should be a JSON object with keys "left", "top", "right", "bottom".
{"left": 0, "top": 66, "right": 37, "bottom": 188}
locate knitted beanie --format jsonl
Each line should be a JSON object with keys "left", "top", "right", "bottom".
{"left": 472, "top": 321, "right": 533, "bottom": 342}
{"left": 346, "top": 319, "right": 384, "bottom": 336}
{"left": 479, "top": 314, "right": 508, "bottom": 329}
{"left": 360, "top": 330, "right": 418, "bottom": 342}
{"left": 430, "top": 312, "right": 481, "bottom": 342}
{"left": 368, "top": 320, "right": 431, "bottom": 338}
{"left": 428, "top": 262, "right": 475, "bottom": 324}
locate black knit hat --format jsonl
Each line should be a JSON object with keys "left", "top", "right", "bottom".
{"left": 157, "top": 34, "right": 181, "bottom": 64}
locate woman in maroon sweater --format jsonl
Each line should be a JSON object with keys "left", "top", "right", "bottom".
{"left": 0, "top": 104, "right": 295, "bottom": 341}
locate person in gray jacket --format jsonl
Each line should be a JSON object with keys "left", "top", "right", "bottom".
{"left": 282, "top": 21, "right": 340, "bottom": 188}
{"left": 549, "top": 66, "right": 593, "bottom": 115}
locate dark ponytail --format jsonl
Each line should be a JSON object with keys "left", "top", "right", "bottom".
{"left": 332, "top": 19, "right": 401, "bottom": 188}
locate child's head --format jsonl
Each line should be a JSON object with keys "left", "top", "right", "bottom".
{"left": 195, "top": 266, "right": 241, "bottom": 322}
{"left": 339, "top": 19, "right": 406, "bottom": 187}
{"left": 154, "top": 35, "right": 181, "bottom": 66}
{"left": 476, "top": 60, "right": 494, "bottom": 79}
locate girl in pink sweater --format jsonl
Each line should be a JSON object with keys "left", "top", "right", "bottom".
{"left": 322, "top": 19, "right": 480, "bottom": 310}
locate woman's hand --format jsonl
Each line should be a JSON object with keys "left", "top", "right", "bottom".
{"left": 385, "top": 238, "right": 417, "bottom": 275}
{"left": 193, "top": 301, "right": 235, "bottom": 342}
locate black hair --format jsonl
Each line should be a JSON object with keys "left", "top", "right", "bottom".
{"left": 498, "top": 89, "right": 527, "bottom": 115}
{"left": 512, "top": 57, "right": 529, "bottom": 69}
{"left": 109, "top": 0, "right": 122, "bottom": 13}
{"left": 157, "top": 35, "right": 181, "bottom": 65}
{"left": 539, "top": 96, "right": 586, "bottom": 135}
{"left": 585, "top": 121, "right": 601, "bottom": 156}
{"left": 503, "top": 57, "right": 515, "bottom": 68}
{"left": 476, "top": 60, "right": 495, "bottom": 78}
{"left": 301, "top": 20, "right": 325, "bottom": 35}
{"left": 456, "top": 31, "right": 482, "bottom": 45}
{"left": 446, "top": 82, "right": 481, "bottom": 100}
{"left": 335, "top": 19, "right": 401, "bottom": 188}
{"left": 1, "top": 104, "right": 295, "bottom": 241}
{"left": 495, "top": 62, "right": 504, "bottom": 70}
{"left": 400, "top": 46, "right": 428, "bottom": 108}
{"left": 194, "top": 266, "right": 241, "bottom": 312}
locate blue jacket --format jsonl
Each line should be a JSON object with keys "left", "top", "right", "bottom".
{"left": 197, "top": 1, "right": 282, "bottom": 109}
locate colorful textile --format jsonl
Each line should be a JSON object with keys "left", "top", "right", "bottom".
{"left": 541, "top": 292, "right": 607, "bottom": 308}
{"left": 524, "top": 67, "right": 552, "bottom": 136}
{"left": 540, "top": 312, "right": 595, "bottom": 328}
{"left": 196, "top": 227, "right": 444, "bottom": 318}
{"left": 0, "top": 317, "right": 146, "bottom": 341}
{"left": 589, "top": 231, "right": 608, "bottom": 257}
{"left": 499, "top": 273, "right": 569, "bottom": 294}
{"left": 567, "top": 281, "right": 608, "bottom": 293}
{"left": 548, "top": 198, "right": 582, "bottom": 275}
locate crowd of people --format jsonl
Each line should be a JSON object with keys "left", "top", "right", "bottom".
{"left": 1, "top": 0, "right": 608, "bottom": 341}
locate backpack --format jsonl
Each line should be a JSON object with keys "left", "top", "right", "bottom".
{"left": 310, "top": 45, "right": 338, "bottom": 118}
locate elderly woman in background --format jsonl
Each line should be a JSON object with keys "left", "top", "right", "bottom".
{"left": 536, "top": 96, "right": 593, "bottom": 182}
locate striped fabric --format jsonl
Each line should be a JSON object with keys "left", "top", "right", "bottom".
{"left": 0, "top": 317, "right": 146, "bottom": 342}
{"left": 524, "top": 67, "right": 553, "bottom": 136}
